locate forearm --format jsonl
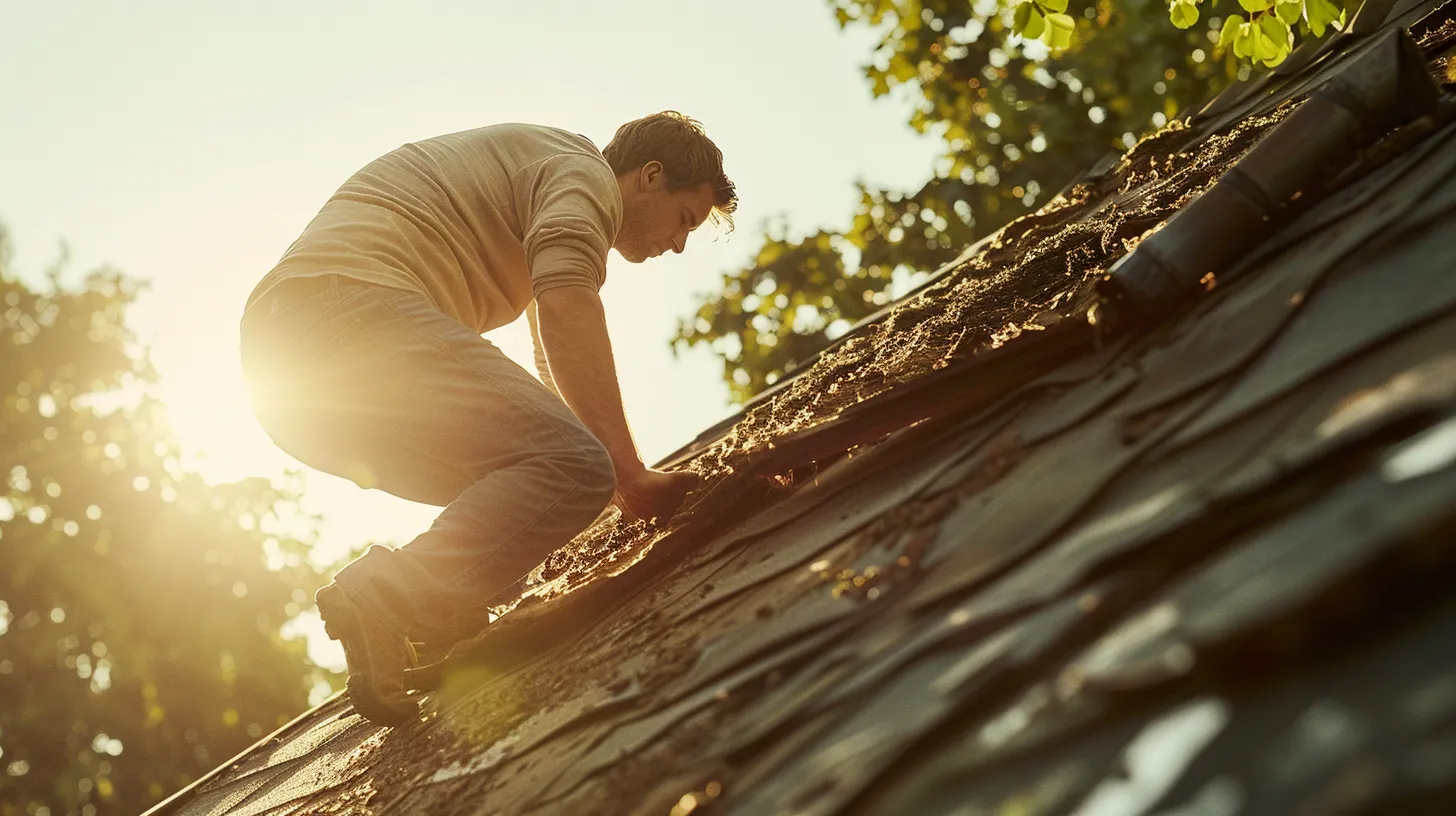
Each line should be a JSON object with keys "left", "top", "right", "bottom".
{"left": 534, "top": 287, "right": 642, "bottom": 473}
{"left": 525, "top": 300, "right": 562, "bottom": 399}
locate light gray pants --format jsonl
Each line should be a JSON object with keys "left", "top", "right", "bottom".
{"left": 240, "top": 275, "right": 616, "bottom": 640}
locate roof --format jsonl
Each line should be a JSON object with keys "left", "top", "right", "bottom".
{"left": 150, "top": 3, "right": 1456, "bottom": 813}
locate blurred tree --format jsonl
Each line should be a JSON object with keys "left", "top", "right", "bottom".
{"left": 0, "top": 227, "right": 331, "bottom": 816}
{"left": 676, "top": 0, "right": 1352, "bottom": 401}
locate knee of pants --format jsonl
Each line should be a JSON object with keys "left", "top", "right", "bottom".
{"left": 552, "top": 438, "right": 617, "bottom": 518}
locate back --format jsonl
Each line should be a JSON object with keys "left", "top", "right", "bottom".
{"left": 249, "top": 123, "right": 623, "bottom": 332}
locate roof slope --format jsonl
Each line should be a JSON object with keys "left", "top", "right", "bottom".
{"left": 153, "top": 3, "right": 1456, "bottom": 814}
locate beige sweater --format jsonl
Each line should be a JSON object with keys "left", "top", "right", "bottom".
{"left": 246, "top": 123, "right": 623, "bottom": 393}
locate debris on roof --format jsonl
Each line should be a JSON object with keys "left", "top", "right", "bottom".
{"left": 150, "top": 2, "right": 1456, "bottom": 813}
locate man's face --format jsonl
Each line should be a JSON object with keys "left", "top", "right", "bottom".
{"left": 614, "top": 162, "right": 717, "bottom": 263}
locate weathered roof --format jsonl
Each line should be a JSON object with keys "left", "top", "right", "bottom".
{"left": 151, "top": 2, "right": 1456, "bottom": 813}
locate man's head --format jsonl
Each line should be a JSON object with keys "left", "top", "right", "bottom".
{"left": 604, "top": 111, "right": 737, "bottom": 263}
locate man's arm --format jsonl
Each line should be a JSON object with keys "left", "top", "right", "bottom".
{"left": 534, "top": 286, "right": 700, "bottom": 519}
{"left": 533, "top": 286, "right": 638, "bottom": 466}
{"left": 525, "top": 299, "right": 562, "bottom": 400}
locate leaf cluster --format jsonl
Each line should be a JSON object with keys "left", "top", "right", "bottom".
{"left": 1169, "top": 0, "right": 1353, "bottom": 67}
{"left": 1014, "top": 0, "right": 1077, "bottom": 50}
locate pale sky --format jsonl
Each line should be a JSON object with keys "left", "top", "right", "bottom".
{"left": 2, "top": 2, "right": 942, "bottom": 617}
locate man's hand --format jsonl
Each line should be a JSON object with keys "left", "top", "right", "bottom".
{"left": 614, "top": 466, "right": 703, "bottom": 522}
{"left": 533, "top": 288, "right": 701, "bottom": 521}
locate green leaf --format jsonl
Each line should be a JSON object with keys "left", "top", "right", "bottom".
{"left": 1253, "top": 13, "right": 1289, "bottom": 62}
{"left": 1218, "top": 14, "right": 1243, "bottom": 49}
{"left": 1024, "top": 7, "right": 1047, "bottom": 40}
{"left": 1170, "top": 0, "right": 1200, "bottom": 29}
{"left": 1251, "top": 27, "right": 1275, "bottom": 61}
{"left": 1041, "top": 0, "right": 1069, "bottom": 12}
{"left": 1259, "top": 12, "right": 1290, "bottom": 49}
{"left": 1237, "top": 0, "right": 1272, "bottom": 11}
{"left": 1025, "top": 7, "right": 1048, "bottom": 39}
{"left": 1233, "top": 21, "right": 1254, "bottom": 58}
{"left": 1013, "top": 1, "right": 1032, "bottom": 34}
{"left": 1306, "top": 0, "right": 1340, "bottom": 36}
{"left": 1275, "top": 0, "right": 1302, "bottom": 25}
{"left": 1043, "top": 12, "right": 1075, "bottom": 50}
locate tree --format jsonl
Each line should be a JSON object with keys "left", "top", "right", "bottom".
{"left": 0, "top": 227, "right": 332, "bottom": 816}
{"left": 676, "top": 0, "right": 1355, "bottom": 401}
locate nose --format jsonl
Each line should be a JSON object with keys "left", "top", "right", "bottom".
{"left": 672, "top": 231, "right": 688, "bottom": 254}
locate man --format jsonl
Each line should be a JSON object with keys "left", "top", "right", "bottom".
{"left": 239, "top": 112, "right": 737, "bottom": 726}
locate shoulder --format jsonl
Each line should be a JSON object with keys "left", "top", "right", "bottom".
{"left": 519, "top": 126, "right": 613, "bottom": 180}
{"left": 428, "top": 123, "right": 604, "bottom": 162}
{"left": 517, "top": 149, "right": 620, "bottom": 215}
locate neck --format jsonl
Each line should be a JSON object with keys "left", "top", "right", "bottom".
{"left": 615, "top": 173, "right": 635, "bottom": 208}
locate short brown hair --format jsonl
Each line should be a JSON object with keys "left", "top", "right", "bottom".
{"left": 604, "top": 111, "right": 737, "bottom": 231}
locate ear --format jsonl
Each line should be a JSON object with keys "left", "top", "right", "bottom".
{"left": 640, "top": 161, "right": 666, "bottom": 191}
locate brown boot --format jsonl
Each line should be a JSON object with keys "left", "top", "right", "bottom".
{"left": 316, "top": 584, "right": 418, "bottom": 726}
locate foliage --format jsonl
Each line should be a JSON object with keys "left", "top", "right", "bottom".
{"left": 1014, "top": 0, "right": 1352, "bottom": 66}
{"left": 675, "top": 0, "right": 1356, "bottom": 402}
{"left": 1014, "top": 0, "right": 1078, "bottom": 50}
{"left": 0, "top": 227, "right": 331, "bottom": 815}
{"left": 1165, "top": 0, "right": 1349, "bottom": 66}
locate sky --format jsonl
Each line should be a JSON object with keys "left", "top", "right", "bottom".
{"left": 2, "top": 1, "right": 944, "bottom": 661}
